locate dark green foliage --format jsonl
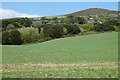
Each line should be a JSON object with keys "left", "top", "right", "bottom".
{"left": 103, "top": 22, "right": 115, "bottom": 31}
{"left": 106, "top": 19, "right": 120, "bottom": 26}
{"left": 75, "top": 17, "right": 87, "bottom": 24}
{"left": 7, "top": 24, "right": 15, "bottom": 30}
{"left": 9, "top": 30, "right": 22, "bottom": 45}
{"left": 93, "top": 19, "right": 119, "bottom": 32}
{"left": 41, "top": 17, "right": 49, "bottom": 24}
{"left": 2, "top": 19, "right": 11, "bottom": 28}
{"left": 13, "top": 22, "right": 22, "bottom": 28}
{"left": 1, "top": 13, "right": 119, "bottom": 45}
{"left": 52, "top": 17, "right": 59, "bottom": 23}
{"left": 64, "top": 15, "right": 75, "bottom": 24}
{"left": 93, "top": 22, "right": 115, "bottom": 32}
{"left": 2, "top": 30, "right": 22, "bottom": 45}
{"left": 93, "top": 23, "right": 105, "bottom": 32}
{"left": 63, "top": 24, "right": 81, "bottom": 35}
{"left": 2, "top": 17, "right": 32, "bottom": 29}
{"left": 36, "top": 24, "right": 44, "bottom": 34}
{"left": 19, "top": 17, "right": 33, "bottom": 27}
{"left": 64, "top": 16, "right": 86, "bottom": 24}
{"left": 43, "top": 24, "right": 64, "bottom": 39}
{"left": 50, "top": 24, "right": 64, "bottom": 38}
{"left": 2, "top": 31, "right": 11, "bottom": 45}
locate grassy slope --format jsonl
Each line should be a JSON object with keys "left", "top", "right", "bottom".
{"left": 3, "top": 32, "right": 118, "bottom": 64}
{"left": 2, "top": 32, "right": 118, "bottom": 78}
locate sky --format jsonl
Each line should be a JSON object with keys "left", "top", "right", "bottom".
{"left": 0, "top": 2, "right": 118, "bottom": 19}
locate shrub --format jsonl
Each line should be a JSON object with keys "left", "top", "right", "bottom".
{"left": 50, "top": 24, "right": 64, "bottom": 38}
{"left": 10, "top": 29, "right": 22, "bottom": 45}
{"left": 114, "top": 26, "right": 120, "bottom": 32}
{"left": 93, "top": 23, "right": 104, "bottom": 32}
{"left": 20, "top": 27, "right": 40, "bottom": 43}
{"left": 13, "top": 22, "right": 22, "bottom": 28}
{"left": 2, "top": 31, "right": 11, "bottom": 45}
{"left": 81, "top": 24, "right": 92, "bottom": 32}
{"left": 64, "top": 24, "right": 81, "bottom": 35}
{"left": 75, "top": 17, "right": 87, "bottom": 24}
{"left": 43, "top": 24, "right": 64, "bottom": 39}
{"left": 32, "top": 21, "right": 42, "bottom": 27}
{"left": 93, "top": 22, "right": 115, "bottom": 32}
{"left": 2, "top": 30, "right": 22, "bottom": 45}
{"left": 7, "top": 24, "right": 15, "bottom": 30}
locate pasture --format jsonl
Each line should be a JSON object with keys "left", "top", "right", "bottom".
{"left": 2, "top": 32, "right": 118, "bottom": 78}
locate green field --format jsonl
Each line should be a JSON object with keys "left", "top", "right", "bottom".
{"left": 2, "top": 32, "right": 118, "bottom": 78}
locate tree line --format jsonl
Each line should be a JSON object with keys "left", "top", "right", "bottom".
{"left": 1, "top": 15, "right": 120, "bottom": 45}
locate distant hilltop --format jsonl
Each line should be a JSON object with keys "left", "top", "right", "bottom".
{"left": 65, "top": 8, "right": 118, "bottom": 16}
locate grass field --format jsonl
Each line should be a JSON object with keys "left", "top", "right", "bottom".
{"left": 2, "top": 32, "right": 118, "bottom": 78}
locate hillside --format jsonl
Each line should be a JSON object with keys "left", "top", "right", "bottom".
{"left": 2, "top": 32, "right": 118, "bottom": 78}
{"left": 65, "top": 8, "right": 118, "bottom": 16}
{"left": 3, "top": 32, "right": 118, "bottom": 64}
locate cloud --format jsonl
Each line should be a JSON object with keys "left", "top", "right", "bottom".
{"left": 0, "top": 8, "right": 40, "bottom": 19}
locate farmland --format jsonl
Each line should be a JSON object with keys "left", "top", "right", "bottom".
{"left": 2, "top": 32, "right": 118, "bottom": 78}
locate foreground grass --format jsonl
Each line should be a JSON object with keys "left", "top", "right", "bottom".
{"left": 2, "top": 32, "right": 118, "bottom": 78}
{"left": 3, "top": 62, "right": 118, "bottom": 78}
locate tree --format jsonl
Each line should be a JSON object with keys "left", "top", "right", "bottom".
{"left": 75, "top": 17, "right": 87, "bottom": 24}
{"left": 2, "top": 31, "right": 11, "bottom": 45}
{"left": 23, "top": 18, "right": 33, "bottom": 27}
{"left": 18, "top": 18, "right": 32, "bottom": 27}
{"left": 43, "top": 24, "right": 64, "bottom": 39}
{"left": 64, "top": 15, "right": 75, "bottom": 24}
{"left": 93, "top": 23, "right": 104, "bottom": 32}
{"left": 63, "top": 24, "right": 81, "bottom": 35}
{"left": 33, "top": 21, "right": 44, "bottom": 34}
{"left": 20, "top": 27, "right": 40, "bottom": 43}
{"left": 52, "top": 17, "right": 59, "bottom": 23}
{"left": 2, "top": 19, "right": 11, "bottom": 28}
{"left": 7, "top": 24, "right": 15, "bottom": 30}
{"left": 10, "top": 29, "right": 22, "bottom": 45}
{"left": 13, "top": 22, "right": 21, "bottom": 28}
{"left": 105, "top": 19, "right": 120, "bottom": 26}
{"left": 40, "top": 17, "right": 48, "bottom": 24}
{"left": 2, "top": 29, "right": 22, "bottom": 45}
{"left": 81, "top": 24, "right": 92, "bottom": 32}
{"left": 93, "top": 22, "right": 115, "bottom": 32}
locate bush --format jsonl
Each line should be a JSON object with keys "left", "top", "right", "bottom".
{"left": 10, "top": 29, "right": 22, "bottom": 45}
{"left": 81, "top": 24, "right": 92, "bottom": 32}
{"left": 20, "top": 27, "right": 40, "bottom": 43}
{"left": 75, "top": 17, "right": 87, "bottom": 24}
{"left": 93, "top": 22, "right": 115, "bottom": 32}
{"left": 2, "top": 31, "right": 11, "bottom": 45}
{"left": 43, "top": 24, "right": 64, "bottom": 39}
{"left": 32, "top": 21, "right": 42, "bottom": 27}
{"left": 2, "top": 30, "right": 22, "bottom": 45}
{"left": 93, "top": 23, "right": 104, "bottom": 32}
{"left": 13, "top": 22, "right": 22, "bottom": 28}
{"left": 7, "top": 24, "right": 15, "bottom": 30}
{"left": 114, "top": 26, "right": 120, "bottom": 32}
{"left": 64, "top": 24, "right": 81, "bottom": 35}
{"left": 93, "top": 19, "right": 119, "bottom": 32}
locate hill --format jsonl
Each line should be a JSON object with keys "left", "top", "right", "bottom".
{"left": 3, "top": 32, "right": 118, "bottom": 64}
{"left": 2, "top": 32, "right": 118, "bottom": 78}
{"left": 65, "top": 8, "right": 118, "bottom": 16}
{"left": 3, "top": 32, "right": 118, "bottom": 78}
